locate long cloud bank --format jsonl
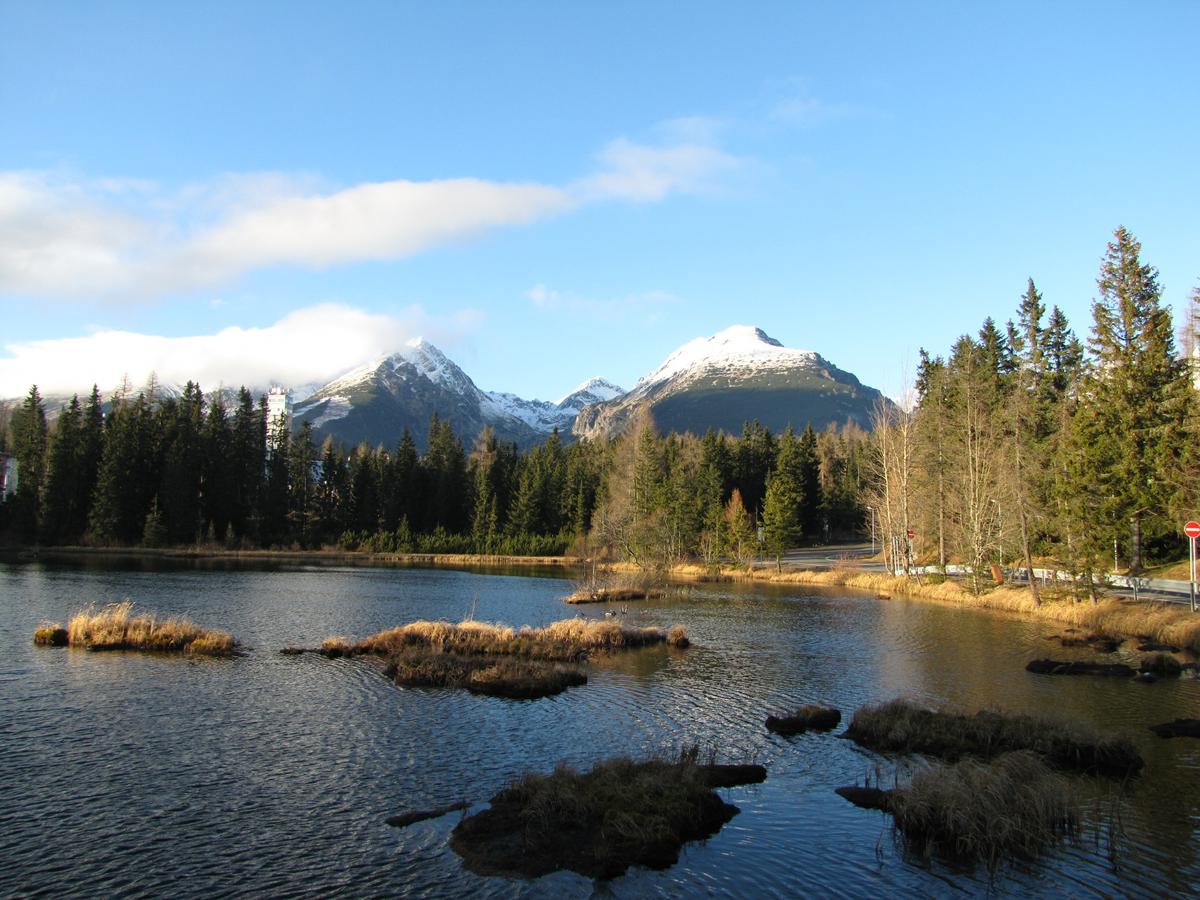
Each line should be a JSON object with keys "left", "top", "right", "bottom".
{"left": 0, "top": 303, "right": 481, "bottom": 399}
{"left": 0, "top": 136, "right": 742, "bottom": 300}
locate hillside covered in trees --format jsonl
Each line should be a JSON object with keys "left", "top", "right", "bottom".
{"left": 0, "top": 381, "right": 867, "bottom": 559}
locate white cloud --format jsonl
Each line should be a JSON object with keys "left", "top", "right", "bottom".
{"left": 572, "top": 138, "right": 743, "bottom": 203}
{"left": 0, "top": 129, "right": 746, "bottom": 301}
{"left": 0, "top": 303, "right": 484, "bottom": 399}
{"left": 525, "top": 283, "right": 680, "bottom": 322}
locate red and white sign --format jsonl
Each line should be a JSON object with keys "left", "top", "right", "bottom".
{"left": 1185, "top": 521, "right": 1200, "bottom": 539}
{"left": 906, "top": 529, "right": 915, "bottom": 541}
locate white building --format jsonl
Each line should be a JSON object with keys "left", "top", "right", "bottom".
{"left": 266, "top": 387, "right": 292, "bottom": 450}
{"left": 0, "top": 453, "right": 16, "bottom": 499}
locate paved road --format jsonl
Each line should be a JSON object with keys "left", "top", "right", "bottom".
{"left": 780, "top": 543, "right": 882, "bottom": 570}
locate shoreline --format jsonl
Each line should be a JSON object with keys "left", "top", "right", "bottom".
{"left": 610, "top": 561, "right": 1200, "bottom": 655}
{"left": 7, "top": 545, "right": 1197, "bottom": 653}
{"left": 1, "top": 544, "right": 579, "bottom": 569}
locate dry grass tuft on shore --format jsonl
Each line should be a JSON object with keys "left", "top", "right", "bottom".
{"left": 350, "top": 617, "right": 685, "bottom": 661}
{"left": 891, "top": 751, "right": 1078, "bottom": 870}
{"left": 384, "top": 648, "right": 587, "bottom": 699}
{"left": 35, "top": 601, "right": 237, "bottom": 656}
{"left": 449, "top": 748, "right": 765, "bottom": 879}
{"left": 844, "top": 699, "right": 1142, "bottom": 778}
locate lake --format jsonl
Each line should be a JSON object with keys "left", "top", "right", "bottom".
{"left": 1, "top": 558, "right": 1197, "bottom": 897}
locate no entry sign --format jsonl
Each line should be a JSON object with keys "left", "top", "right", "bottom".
{"left": 1186, "top": 521, "right": 1200, "bottom": 539}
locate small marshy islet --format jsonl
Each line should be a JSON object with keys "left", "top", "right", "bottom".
{"left": 842, "top": 699, "right": 1143, "bottom": 778}
{"left": 448, "top": 747, "right": 766, "bottom": 880}
{"left": 33, "top": 600, "right": 237, "bottom": 656}
{"left": 285, "top": 616, "right": 690, "bottom": 700}
{"left": 838, "top": 751, "right": 1079, "bottom": 871}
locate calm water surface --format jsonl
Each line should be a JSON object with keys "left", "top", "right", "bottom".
{"left": 1, "top": 559, "right": 1198, "bottom": 898}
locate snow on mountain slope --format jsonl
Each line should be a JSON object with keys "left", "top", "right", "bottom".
{"left": 636, "top": 325, "right": 822, "bottom": 390}
{"left": 556, "top": 377, "right": 625, "bottom": 411}
{"left": 572, "top": 325, "right": 885, "bottom": 440}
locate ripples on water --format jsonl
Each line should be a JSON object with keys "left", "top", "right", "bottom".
{"left": 1, "top": 560, "right": 1197, "bottom": 897}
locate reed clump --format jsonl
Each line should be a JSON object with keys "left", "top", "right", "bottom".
{"left": 449, "top": 747, "right": 765, "bottom": 879}
{"left": 890, "top": 751, "right": 1078, "bottom": 871}
{"left": 844, "top": 699, "right": 1142, "bottom": 778}
{"left": 384, "top": 648, "right": 587, "bottom": 699}
{"left": 38, "top": 601, "right": 237, "bottom": 656}
{"left": 350, "top": 617, "right": 685, "bottom": 661}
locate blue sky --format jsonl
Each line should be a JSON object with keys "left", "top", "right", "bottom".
{"left": 2, "top": 1, "right": 1198, "bottom": 402}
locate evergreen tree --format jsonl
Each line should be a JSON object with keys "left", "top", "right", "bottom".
{"left": 1079, "top": 227, "right": 1190, "bottom": 570}
{"left": 89, "top": 391, "right": 157, "bottom": 544}
{"left": 796, "top": 424, "right": 822, "bottom": 541}
{"left": 229, "top": 388, "right": 265, "bottom": 542}
{"left": 202, "top": 392, "right": 235, "bottom": 542}
{"left": 316, "top": 436, "right": 347, "bottom": 541}
{"left": 734, "top": 420, "right": 776, "bottom": 522}
{"left": 288, "top": 421, "right": 318, "bottom": 545}
{"left": 158, "top": 382, "right": 205, "bottom": 544}
{"left": 424, "top": 415, "right": 468, "bottom": 532}
{"left": 77, "top": 386, "right": 105, "bottom": 538}
{"left": 40, "top": 396, "right": 83, "bottom": 544}
{"left": 261, "top": 415, "right": 291, "bottom": 544}
{"left": 761, "top": 427, "right": 804, "bottom": 568}
{"left": 8, "top": 386, "right": 48, "bottom": 539}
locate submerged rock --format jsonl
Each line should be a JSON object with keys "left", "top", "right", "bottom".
{"left": 766, "top": 705, "right": 842, "bottom": 736}
{"left": 386, "top": 800, "right": 470, "bottom": 828}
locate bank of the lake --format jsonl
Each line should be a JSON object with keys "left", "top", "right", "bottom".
{"left": 2, "top": 557, "right": 1198, "bottom": 897}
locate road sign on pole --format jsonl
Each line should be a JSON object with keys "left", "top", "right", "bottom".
{"left": 1186, "top": 522, "right": 1200, "bottom": 613}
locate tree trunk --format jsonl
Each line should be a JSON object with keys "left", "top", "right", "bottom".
{"left": 1018, "top": 505, "right": 1040, "bottom": 605}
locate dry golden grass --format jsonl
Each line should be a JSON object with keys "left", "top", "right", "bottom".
{"left": 639, "top": 560, "right": 1200, "bottom": 654}
{"left": 350, "top": 617, "right": 684, "bottom": 661}
{"left": 50, "top": 601, "right": 237, "bottom": 656}
{"left": 890, "top": 751, "right": 1078, "bottom": 871}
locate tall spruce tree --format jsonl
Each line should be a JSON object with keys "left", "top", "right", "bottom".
{"left": 761, "top": 427, "right": 804, "bottom": 569}
{"left": 9, "top": 386, "right": 48, "bottom": 539}
{"left": 40, "top": 396, "right": 83, "bottom": 544}
{"left": 1080, "top": 227, "right": 1189, "bottom": 571}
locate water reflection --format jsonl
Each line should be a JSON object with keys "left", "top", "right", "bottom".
{"left": 0, "top": 559, "right": 1197, "bottom": 897}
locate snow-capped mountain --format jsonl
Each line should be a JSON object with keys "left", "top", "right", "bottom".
{"left": 572, "top": 325, "right": 887, "bottom": 440}
{"left": 292, "top": 339, "right": 625, "bottom": 450}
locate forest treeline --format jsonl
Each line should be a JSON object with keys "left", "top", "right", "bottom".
{"left": 0, "top": 380, "right": 869, "bottom": 559}
{"left": 2, "top": 227, "right": 1196, "bottom": 583}
{"left": 872, "top": 227, "right": 1199, "bottom": 597}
